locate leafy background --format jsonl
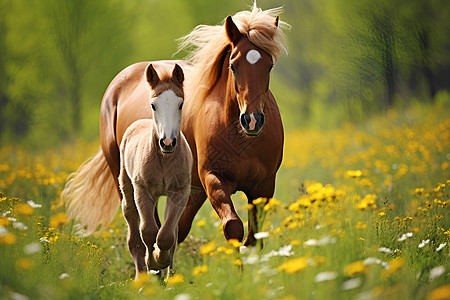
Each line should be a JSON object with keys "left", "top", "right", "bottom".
{"left": 1, "top": 0, "right": 449, "bottom": 146}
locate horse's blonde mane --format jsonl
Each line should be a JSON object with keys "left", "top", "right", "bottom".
{"left": 177, "top": 4, "right": 290, "bottom": 116}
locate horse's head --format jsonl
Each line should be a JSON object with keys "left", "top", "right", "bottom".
{"left": 225, "top": 15, "right": 278, "bottom": 136}
{"left": 146, "top": 63, "right": 185, "bottom": 154}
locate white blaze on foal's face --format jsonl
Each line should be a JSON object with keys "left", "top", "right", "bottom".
{"left": 151, "top": 89, "right": 183, "bottom": 147}
{"left": 246, "top": 49, "right": 262, "bottom": 65}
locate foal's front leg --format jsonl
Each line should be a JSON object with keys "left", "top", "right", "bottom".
{"left": 133, "top": 184, "right": 160, "bottom": 271}
{"left": 119, "top": 171, "right": 146, "bottom": 280}
{"left": 153, "top": 189, "right": 188, "bottom": 269}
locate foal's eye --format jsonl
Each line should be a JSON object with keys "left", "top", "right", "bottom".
{"left": 151, "top": 104, "right": 156, "bottom": 111}
{"left": 179, "top": 102, "right": 183, "bottom": 110}
{"left": 229, "top": 64, "right": 236, "bottom": 74}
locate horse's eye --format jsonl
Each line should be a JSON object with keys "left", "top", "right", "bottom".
{"left": 179, "top": 102, "right": 183, "bottom": 110}
{"left": 269, "top": 64, "right": 274, "bottom": 72}
{"left": 229, "top": 64, "right": 236, "bottom": 74}
{"left": 151, "top": 104, "right": 156, "bottom": 111}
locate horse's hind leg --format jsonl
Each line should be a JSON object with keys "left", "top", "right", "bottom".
{"left": 119, "top": 171, "right": 146, "bottom": 279}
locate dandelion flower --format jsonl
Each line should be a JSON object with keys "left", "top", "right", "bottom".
{"left": 427, "top": 284, "right": 450, "bottom": 300}
{"left": 167, "top": 274, "right": 184, "bottom": 285}
{"left": 252, "top": 197, "right": 267, "bottom": 205}
{"left": 196, "top": 220, "right": 206, "bottom": 227}
{"left": 15, "top": 203, "right": 34, "bottom": 216}
{"left": 227, "top": 239, "right": 241, "bottom": 248}
{"left": 199, "top": 241, "right": 216, "bottom": 255}
{"left": 49, "top": 212, "right": 69, "bottom": 228}
{"left": 16, "top": 258, "right": 34, "bottom": 270}
{"left": 278, "top": 257, "right": 309, "bottom": 274}
{"left": 343, "top": 260, "right": 368, "bottom": 276}
{"left": 345, "top": 170, "right": 362, "bottom": 178}
{"left": 0, "top": 232, "right": 16, "bottom": 244}
{"left": 192, "top": 265, "right": 208, "bottom": 276}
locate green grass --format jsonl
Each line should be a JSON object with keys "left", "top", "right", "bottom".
{"left": 0, "top": 102, "right": 449, "bottom": 299}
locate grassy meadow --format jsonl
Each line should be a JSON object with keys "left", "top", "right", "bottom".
{"left": 0, "top": 101, "right": 449, "bottom": 299}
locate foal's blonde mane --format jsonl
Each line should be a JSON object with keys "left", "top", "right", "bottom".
{"left": 177, "top": 4, "right": 290, "bottom": 116}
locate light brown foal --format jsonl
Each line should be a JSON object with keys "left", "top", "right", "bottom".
{"left": 119, "top": 64, "right": 192, "bottom": 279}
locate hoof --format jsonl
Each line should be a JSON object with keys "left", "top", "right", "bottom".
{"left": 152, "top": 243, "right": 171, "bottom": 269}
{"left": 223, "top": 218, "right": 244, "bottom": 242}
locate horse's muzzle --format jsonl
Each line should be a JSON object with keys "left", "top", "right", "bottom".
{"left": 240, "top": 112, "right": 265, "bottom": 136}
{"left": 159, "top": 137, "right": 177, "bottom": 153}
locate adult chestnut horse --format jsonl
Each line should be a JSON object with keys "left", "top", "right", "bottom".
{"left": 62, "top": 6, "right": 289, "bottom": 246}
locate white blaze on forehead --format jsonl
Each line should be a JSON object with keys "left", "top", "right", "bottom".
{"left": 246, "top": 49, "right": 262, "bottom": 64}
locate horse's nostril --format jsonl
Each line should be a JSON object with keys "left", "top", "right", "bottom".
{"left": 240, "top": 113, "right": 250, "bottom": 127}
{"left": 172, "top": 138, "right": 177, "bottom": 147}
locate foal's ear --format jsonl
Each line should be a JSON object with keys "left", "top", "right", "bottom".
{"left": 172, "top": 64, "right": 184, "bottom": 86}
{"left": 275, "top": 16, "right": 279, "bottom": 27}
{"left": 225, "top": 15, "right": 243, "bottom": 45}
{"left": 146, "top": 64, "right": 160, "bottom": 88}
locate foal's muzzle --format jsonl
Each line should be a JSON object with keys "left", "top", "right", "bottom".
{"left": 159, "top": 137, "right": 177, "bottom": 153}
{"left": 240, "top": 112, "right": 265, "bottom": 136}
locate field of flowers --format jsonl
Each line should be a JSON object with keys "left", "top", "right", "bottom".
{"left": 1, "top": 102, "right": 449, "bottom": 299}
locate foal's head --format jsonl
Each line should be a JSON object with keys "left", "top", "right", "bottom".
{"left": 146, "top": 64, "right": 184, "bottom": 154}
{"left": 225, "top": 16, "right": 279, "bottom": 136}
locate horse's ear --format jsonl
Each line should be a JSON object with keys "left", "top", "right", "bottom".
{"left": 172, "top": 64, "right": 184, "bottom": 86}
{"left": 146, "top": 64, "right": 159, "bottom": 88}
{"left": 225, "top": 15, "right": 243, "bottom": 45}
{"left": 274, "top": 16, "right": 279, "bottom": 27}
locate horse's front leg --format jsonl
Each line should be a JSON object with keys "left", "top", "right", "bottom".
{"left": 244, "top": 176, "right": 276, "bottom": 247}
{"left": 153, "top": 187, "right": 189, "bottom": 269}
{"left": 133, "top": 184, "right": 160, "bottom": 271}
{"left": 203, "top": 172, "right": 243, "bottom": 242}
{"left": 119, "top": 171, "right": 147, "bottom": 280}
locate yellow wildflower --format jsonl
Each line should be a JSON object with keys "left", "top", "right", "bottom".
{"left": 227, "top": 239, "right": 241, "bottom": 248}
{"left": 233, "top": 259, "right": 243, "bottom": 266}
{"left": 16, "top": 258, "right": 34, "bottom": 270}
{"left": 343, "top": 260, "right": 368, "bottom": 276}
{"left": 167, "top": 274, "right": 184, "bottom": 285}
{"left": 196, "top": 219, "right": 206, "bottom": 227}
{"left": 252, "top": 197, "right": 267, "bottom": 205}
{"left": 345, "top": 170, "right": 362, "bottom": 178}
{"left": 278, "top": 257, "right": 309, "bottom": 274}
{"left": 16, "top": 203, "right": 34, "bottom": 216}
{"left": 0, "top": 217, "right": 10, "bottom": 227}
{"left": 192, "top": 265, "right": 208, "bottom": 276}
{"left": 199, "top": 241, "right": 216, "bottom": 255}
{"left": 132, "top": 272, "right": 150, "bottom": 289}
{"left": 427, "top": 285, "right": 450, "bottom": 300}
{"left": 0, "top": 232, "right": 17, "bottom": 244}
{"left": 49, "top": 212, "right": 69, "bottom": 228}
{"left": 381, "top": 257, "right": 404, "bottom": 278}
{"left": 242, "top": 203, "right": 254, "bottom": 210}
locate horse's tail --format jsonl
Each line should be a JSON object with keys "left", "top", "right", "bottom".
{"left": 61, "top": 147, "right": 120, "bottom": 235}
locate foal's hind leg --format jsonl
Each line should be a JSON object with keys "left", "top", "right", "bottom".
{"left": 119, "top": 171, "right": 147, "bottom": 279}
